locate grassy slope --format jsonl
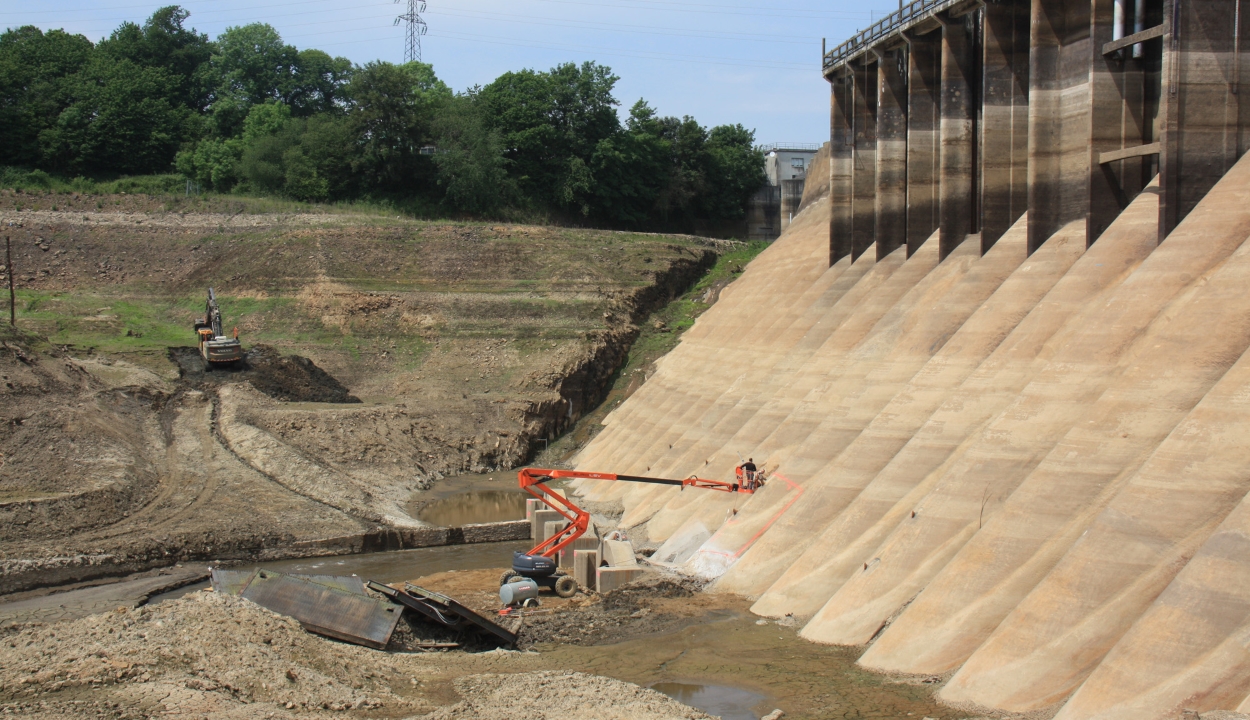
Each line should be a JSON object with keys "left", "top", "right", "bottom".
{"left": 0, "top": 188, "right": 732, "bottom": 401}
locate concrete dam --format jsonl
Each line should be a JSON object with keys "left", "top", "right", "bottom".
{"left": 569, "top": 0, "right": 1250, "bottom": 717}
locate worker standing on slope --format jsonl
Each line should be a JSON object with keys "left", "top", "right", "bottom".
{"left": 738, "top": 458, "right": 758, "bottom": 491}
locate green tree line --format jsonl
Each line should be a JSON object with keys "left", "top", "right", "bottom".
{"left": 0, "top": 7, "right": 766, "bottom": 232}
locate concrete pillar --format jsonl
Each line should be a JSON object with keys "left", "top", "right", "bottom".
{"left": 525, "top": 498, "right": 543, "bottom": 520}
{"left": 876, "top": 44, "right": 910, "bottom": 259}
{"left": 830, "top": 69, "right": 855, "bottom": 265}
{"left": 852, "top": 59, "right": 879, "bottom": 261}
{"left": 530, "top": 509, "right": 560, "bottom": 542}
{"left": 558, "top": 535, "right": 599, "bottom": 568}
{"left": 906, "top": 28, "right": 942, "bottom": 256}
{"left": 939, "top": 11, "right": 978, "bottom": 259}
{"left": 1088, "top": 0, "right": 1153, "bottom": 243}
{"left": 542, "top": 519, "right": 569, "bottom": 545}
{"left": 573, "top": 549, "right": 598, "bottom": 589}
{"left": 981, "top": 0, "right": 1030, "bottom": 252}
{"left": 1159, "top": 0, "right": 1250, "bottom": 240}
{"left": 1027, "top": 0, "right": 1093, "bottom": 253}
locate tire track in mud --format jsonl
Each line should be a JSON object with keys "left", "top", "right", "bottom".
{"left": 207, "top": 385, "right": 390, "bottom": 525}
{"left": 46, "top": 390, "right": 366, "bottom": 558}
{"left": 67, "top": 396, "right": 228, "bottom": 546}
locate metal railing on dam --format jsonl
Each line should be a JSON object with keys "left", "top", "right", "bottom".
{"left": 815, "top": 0, "right": 1247, "bottom": 279}
{"left": 821, "top": 0, "right": 967, "bottom": 72}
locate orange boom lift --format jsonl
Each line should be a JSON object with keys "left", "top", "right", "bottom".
{"left": 502, "top": 467, "right": 756, "bottom": 597}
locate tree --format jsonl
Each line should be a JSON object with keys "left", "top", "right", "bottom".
{"left": 701, "top": 123, "right": 765, "bottom": 222}
{"left": 98, "top": 6, "right": 212, "bottom": 110}
{"left": 236, "top": 113, "right": 355, "bottom": 201}
{"left": 587, "top": 100, "right": 669, "bottom": 226}
{"left": 347, "top": 61, "right": 449, "bottom": 194}
{"left": 478, "top": 61, "right": 620, "bottom": 214}
{"left": 0, "top": 27, "right": 94, "bottom": 166}
{"left": 40, "top": 56, "right": 186, "bottom": 174}
{"left": 432, "top": 91, "right": 512, "bottom": 215}
{"left": 289, "top": 49, "right": 352, "bottom": 116}
{"left": 204, "top": 23, "right": 297, "bottom": 137}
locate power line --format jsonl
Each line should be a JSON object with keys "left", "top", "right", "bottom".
{"left": 393, "top": 0, "right": 427, "bottom": 62}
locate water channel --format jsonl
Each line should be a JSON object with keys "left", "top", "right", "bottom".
{"left": 407, "top": 470, "right": 529, "bottom": 526}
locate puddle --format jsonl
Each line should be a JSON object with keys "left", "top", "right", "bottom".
{"left": 418, "top": 490, "right": 527, "bottom": 526}
{"left": 650, "top": 682, "right": 768, "bottom": 720}
{"left": 534, "top": 608, "right": 959, "bottom": 720}
{"left": 407, "top": 471, "right": 529, "bottom": 526}
{"left": 147, "top": 539, "right": 531, "bottom": 605}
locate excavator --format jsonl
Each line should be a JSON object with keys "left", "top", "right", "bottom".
{"left": 193, "top": 287, "right": 243, "bottom": 366}
{"left": 502, "top": 467, "right": 757, "bottom": 597}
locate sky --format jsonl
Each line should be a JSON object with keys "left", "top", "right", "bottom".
{"left": 0, "top": 0, "right": 905, "bottom": 144}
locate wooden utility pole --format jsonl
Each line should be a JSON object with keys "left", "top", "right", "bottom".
{"left": 6, "top": 236, "right": 13, "bottom": 327}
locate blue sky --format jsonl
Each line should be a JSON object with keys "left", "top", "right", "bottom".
{"left": 1, "top": 0, "right": 903, "bottom": 143}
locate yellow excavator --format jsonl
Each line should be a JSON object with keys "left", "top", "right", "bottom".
{"left": 193, "top": 287, "right": 243, "bottom": 365}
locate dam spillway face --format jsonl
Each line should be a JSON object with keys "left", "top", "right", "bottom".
{"left": 571, "top": 1, "right": 1250, "bottom": 718}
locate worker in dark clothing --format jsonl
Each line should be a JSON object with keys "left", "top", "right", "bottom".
{"left": 739, "top": 458, "right": 758, "bottom": 491}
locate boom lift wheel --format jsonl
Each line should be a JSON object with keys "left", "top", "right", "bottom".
{"left": 553, "top": 575, "right": 578, "bottom": 598}
{"left": 499, "top": 569, "right": 522, "bottom": 586}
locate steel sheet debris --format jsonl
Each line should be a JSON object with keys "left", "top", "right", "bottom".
{"left": 367, "top": 580, "right": 518, "bottom": 646}
{"left": 241, "top": 571, "right": 402, "bottom": 649}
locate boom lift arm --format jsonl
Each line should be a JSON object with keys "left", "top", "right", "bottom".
{"left": 516, "top": 467, "right": 754, "bottom": 566}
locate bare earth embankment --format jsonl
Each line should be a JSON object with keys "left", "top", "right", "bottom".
{"left": 0, "top": 189, "right": 724, "bottom": 593}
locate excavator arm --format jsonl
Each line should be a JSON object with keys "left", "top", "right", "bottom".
{"left": 517, "top": 467, "right": 753, "bottom": 561}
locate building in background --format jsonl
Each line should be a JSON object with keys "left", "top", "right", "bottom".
{"left": 747, "top": 143, "right": 821, "bottom": 241}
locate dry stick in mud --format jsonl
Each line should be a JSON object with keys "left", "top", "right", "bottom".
{"left": 5, "top": 236, "right": 13, "bottom": 327}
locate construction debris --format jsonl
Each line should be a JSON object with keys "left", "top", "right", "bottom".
{"left": 210, "top": 568, "right": 401, "bottom": 649}
{"left": 367, "top": 580, "right": 518, "bottom": 647}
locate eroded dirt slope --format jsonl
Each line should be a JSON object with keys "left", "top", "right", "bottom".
{"left": 0, "top": 191, "right": 724, "bottom": 594}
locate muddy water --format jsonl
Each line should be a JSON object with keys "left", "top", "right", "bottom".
{"left": 407, "top": 471, "right": 529, "bottom": 526}
{"left": 534, "top": 608, "right": 959, "bottom": 720}
{"left": 148, "top": 540, "right": 530, "bottom": 604}
{"left": 651, "top": 682, "right": 767, "bottom": 720}
{"left": 418, "top": 490, "right": 527, "bottom": 526}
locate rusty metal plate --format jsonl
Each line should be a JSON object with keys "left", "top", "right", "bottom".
{"left": 366, "top": 580, "right": 517, "bottom": 646}
{"left": 297, "top": 575, "right": 366, "bottom": 596}
{"left": 210, "top": 568, "right": 258, "bottom": 596}
{"left": 241, "top": 571, "right": 402, "bottom": 649}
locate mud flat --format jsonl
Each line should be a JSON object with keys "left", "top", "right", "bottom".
{"left": 0, "top": 564, "right": 958, "bottom": 720}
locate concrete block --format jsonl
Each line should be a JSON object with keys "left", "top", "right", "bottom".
{"left": 574, "top": 549, "right": 598, "bottom": 589}
{"left": 525, "top": 498, "right": 543, "bottom": 520}
{"left": 542, "top": 520, "right": 569, "bottom": 545}
{"left": 558, "top": 535, "right": 600, "bottom": 568}
{"left": 460, "top": 520, "right": 530, "bottom": 544}
{"left": 530, "top": 509, "right": 560, "bottom": 541}
{"left": 597, "top": 566, "right": 643, "bottom": 593}
{"left": 601, "top": 538, "right": 638, "bottom": 568}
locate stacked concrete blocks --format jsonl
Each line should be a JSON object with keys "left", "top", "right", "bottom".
{"left": 524, "top": 498, "right": 543, "bottom": 520}
{"left": 542, "top": 520, "right": 569, "bottom": 545}
{"left": 558, "top": 535, "right": 599, "bottom": 569}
